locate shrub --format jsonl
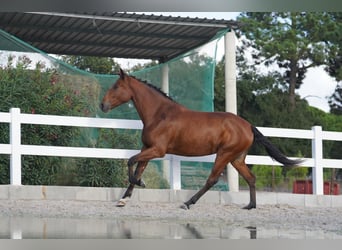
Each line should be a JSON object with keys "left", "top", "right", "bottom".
{"left": 0, "top": 54, "right": 140, "bottom": 187}
{"left": 251, "top": 165, "right": 283, "bottom": 190}
{"left": 285, "top": 166, "right": 309, "bottom": 189}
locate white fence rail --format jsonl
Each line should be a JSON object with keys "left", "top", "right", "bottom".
{"left": 1, "top": 108, "right": 342, "bottom": 194}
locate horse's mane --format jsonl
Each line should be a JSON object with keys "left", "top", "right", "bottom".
{"left": 129, "top": 75, "right": 175, "bottom": 102}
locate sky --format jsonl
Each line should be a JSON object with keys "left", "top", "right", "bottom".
{"left": 121, "top": 12, "right": 339, "bottom": 113}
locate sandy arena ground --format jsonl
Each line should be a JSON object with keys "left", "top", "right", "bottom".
{"left": 1, "top": 199, "right": 342, "bottom": 237}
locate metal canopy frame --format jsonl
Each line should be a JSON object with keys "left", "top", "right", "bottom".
{"left": 0, "top": 12, "right": 240, "bottom": 192}
{"left": 0, "top": 12, "right": 238, "bottom": 62}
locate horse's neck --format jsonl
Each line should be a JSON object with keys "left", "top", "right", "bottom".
{"left": 130, "top": 79, "right": 176, "bottom": 125}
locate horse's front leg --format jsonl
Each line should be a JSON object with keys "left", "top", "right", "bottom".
{"left": 117, "top": 146, "right": 164, "bottom": 207}
{"left": 128, "top": 146, "right": 165, "bottom": 170}
{"left": 117, "top": 183, "right": 135, "bottom": 207}
{"left": 127, "top": 145, "right": 149, "bottom": 186}
{"left": 128, "top": 161, "right": 148, "bottom": 187}
{"left": 117, "top": 161, "right": 148, "bottom": 207}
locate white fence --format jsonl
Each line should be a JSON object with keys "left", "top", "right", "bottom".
{"left": 1, "top": 108, "right": 342, "bottom": 194}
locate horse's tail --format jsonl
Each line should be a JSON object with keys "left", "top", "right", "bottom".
{"left": 251, "top": 126, "right": 303, "bottom": 167}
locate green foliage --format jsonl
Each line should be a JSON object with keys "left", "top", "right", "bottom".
{"left": 215, "top": 50, "right": 342, "bottom": 159}
{"left": 285, "top": 167, "right": 309, "bottom": 189}
{"left": 128, "top": 60, "right": 159, "bottom": 73}
{"left": 324, "top": 13, "right": 342, "bottom": 82}
{"left": 0, "top": 55, "right": 90, "bottom": 116}
{"left": 215, "top": 40, "right": 342, "bottom": 191}
{"left": 329, "top": 82, "right": 342, "bottom": 115}
{"left": 61, "top": 55, "right": 121, "bottom": 75}
{"left": 213, "top": 57, "right": 225, "bottom": 112}
{"left": 142, "top": 162, "right": 170, "bottom": 189}
{"left": 0, "top": 54, "right": 140, "bottom": 187}
{"left": 250, "top": 165, "right": 283, "bottom": 190}
{"left": 0, "top": 155, "right": 10, "bottom": 184}
{"left": 77, "top": 159, "right": 127, "bottom": 187}
{"left": 237, "top": 12, "right": 341, "bottom": 109}
{"left": 0, "top": 54, "right": 88, "bottom": 184}
{"left": 0, "top": 53, "right": 169, "bottom": 188}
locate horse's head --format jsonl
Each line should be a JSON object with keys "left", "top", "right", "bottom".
{"left": 100, "top": 68, "right": 133, "bottom": 113}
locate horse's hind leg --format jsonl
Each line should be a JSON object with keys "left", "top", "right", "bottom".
{"left": 231, "top": 153, "right": 256, "bottom": 209}
{"left": 182, "top": 154, "right": 232, "bottom": 209}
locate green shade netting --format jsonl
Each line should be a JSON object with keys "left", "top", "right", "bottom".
{"left": 0, "top": 28, "right": 229, "bottom": 190}
{"left": 0, "top": 28, "right": 229, "bottom": 116}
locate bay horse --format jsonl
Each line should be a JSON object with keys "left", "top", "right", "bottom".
{"left": 100, "top": 69, "right": 302, "bottom": 210}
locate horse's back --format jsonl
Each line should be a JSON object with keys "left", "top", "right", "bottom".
{"left": 181, "top": 110, "right": 252, "bottom": 134}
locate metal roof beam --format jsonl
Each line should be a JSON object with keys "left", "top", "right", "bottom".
{"left": 1, "top": 12, "right": 233, "bottom": 61}
{"left": 27, "top": 12, "right": 230, "bottom": 28}
{"left": 47, "top": 49, "right": 163, "bottom": 60}
{"left": 1, "top": 23, "right": 208, "bottom": 42}
{"left": 28, "top": 38, "right": 185, "bottom": 52}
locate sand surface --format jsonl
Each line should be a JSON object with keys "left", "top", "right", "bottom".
{"left": 1, "top": 199, "right": 342, "bottom": 237}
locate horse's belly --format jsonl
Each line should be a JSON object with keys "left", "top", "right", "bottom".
{"left": 171, "top": 149, "right": 216, "bottom": 157}
{"left": 167, "top": 133, "right": 220, "bottom": 156}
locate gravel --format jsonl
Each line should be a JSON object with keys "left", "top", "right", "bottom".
{"left": 1, "top": 199, "right": 342, "bottom": 236}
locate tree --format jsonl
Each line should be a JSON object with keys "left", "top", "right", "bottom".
{"left": 61, "top": 55, "right": 121, "bottom": 74}
{"left": 237, "top": 12, "right": 340, "bottom": 110}
{"left": 0, "top": 54, "right": 141, "bottom": 187}
{"left": 324, "top": 13, "right": 342, "bottom": 82}
{"left": 326, "top": 13, "right": 342, "bottom": 114}
{"left": 0, "top": 55, "right": 93, "bottom": 184}
{"left": 213, "top": 56, "right": 225, "bottom": 112}
{"left": 128, "top": 60, "right": 158, "bottom": 73}
{"left": 329, "top": 83, "right": 342, "bottom": 115}
{"left": 213, "top": 27, "right": 342, "bottom": 190}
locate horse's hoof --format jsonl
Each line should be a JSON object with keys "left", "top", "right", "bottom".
{"left": 116, "top": 198, "right": 128, "bottom": 207}
{"left": 180, "top": 203, "right": 190, "bottom": 210}
{"left": 139, "top": 179, "right": 146, "bottom": 188}
{"left": 243, "top": 204, "right": 256, "bottom": 210}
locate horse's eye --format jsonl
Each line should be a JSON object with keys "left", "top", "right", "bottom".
{"left": 113, "top": 84, "right": 118, "bottom": 90}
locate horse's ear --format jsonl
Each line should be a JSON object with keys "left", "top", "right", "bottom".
{"left": 119, "top": 68, "right": 125, "bottom": 80}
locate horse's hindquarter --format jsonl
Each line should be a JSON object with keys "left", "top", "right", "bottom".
{"left": 165, "top": 111, "right": 254, "bottom": 156}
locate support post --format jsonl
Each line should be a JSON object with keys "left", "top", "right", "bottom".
{"left": 225, "top": 30, "right": 239, "bottom": 192}
{"left": 170, "top": 156, "right": 181, "bottom": 190}
{"left": 312, "top": 126, "right": 324, "bottom": 195}
{"left": 161, "top": 63, "right": 171, "bottom": 183}
{"left": 10, "top": 108, "right": 21, "bottom": 185}
{"left": 161, "top": 63, "right": 169, "bottom": 95}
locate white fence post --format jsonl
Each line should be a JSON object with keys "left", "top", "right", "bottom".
{"left": 169, "top": 156, "right": 181, "bottom": 190}
{"left": 312, "top": 126, "right": 323, "bottom": 195}
{"left": 10, "top": 108, "right": 22, "bottom": 185}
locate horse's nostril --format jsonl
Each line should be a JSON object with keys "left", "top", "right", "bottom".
{"left": 100, "top": 103, "right": 110, "bottom": 112}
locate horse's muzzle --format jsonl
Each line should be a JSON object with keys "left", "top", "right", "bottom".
{"left": 100, "top": 102, "right": 110, "bottom": 113}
